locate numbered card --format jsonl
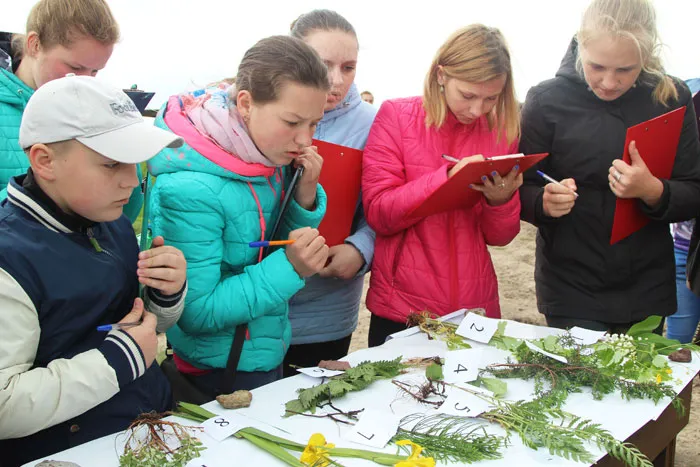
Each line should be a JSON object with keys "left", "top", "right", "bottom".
{"left": 525, "top": 340, "right": 568, "bottom": 363}
{"left": 443, "top": 349, "right": 482, "bottom": 384}
{"left": 438, "top": 388, "right": 492, "bottom": 417}
{"left": 201, "top": 414, "right": 246, "bottom": 442}
{"left": 343, "top": 410, "right": 399, "bottom": 449}
{"left": 297, "top": 366, "right": 345, "bottom": 378}
{"left": 455, "top": 312, "right": 500, "bottom": 343}
{"left": 569, "top": 327, "right": 606, "bottom": 346}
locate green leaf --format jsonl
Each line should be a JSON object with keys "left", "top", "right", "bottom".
{"left": 652, "top": 355, "right": 667, "bottom": 368}
{"left": 635, "top": 333, "right": 682, "bottom": 355}
{"left": 425, "top": 363, "right": 444, "bottom": 381}
{"left": 284, "top": 399, "right": 306, "bottom": 417}
{"left": 543, "top": 335, "right": 560, "bottom": 352}
{"left": 479, "top": 377, "right": 508, "bottom": 397}
{"left": 627, "top": 316, "right": 662, "bottom": 337}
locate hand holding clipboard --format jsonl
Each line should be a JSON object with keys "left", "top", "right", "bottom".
{"left": 610, "top": 106, "right": 686, "bottom": 244}
{"left": 408, "top": 152, "right": 549, "bottom": 218}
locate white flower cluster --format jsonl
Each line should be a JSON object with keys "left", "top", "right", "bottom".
{"left": 602, "top": 333, "right": 637, "bottom": 366}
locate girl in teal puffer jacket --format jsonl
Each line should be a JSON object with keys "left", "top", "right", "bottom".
{"left": 149, "top": 35, "right": 331, "bottom": 396}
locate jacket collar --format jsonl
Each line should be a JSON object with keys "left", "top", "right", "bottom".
{"left": 7, "top": 170, "right": 96, "bottom": 233}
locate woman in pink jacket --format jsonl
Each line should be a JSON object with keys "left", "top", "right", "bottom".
{"left": 362, "top": 24, "right": 523, "bottom": 346}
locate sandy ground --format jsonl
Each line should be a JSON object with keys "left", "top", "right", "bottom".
{"left": 349, "top": 222, "right": 700, "bottom": 467}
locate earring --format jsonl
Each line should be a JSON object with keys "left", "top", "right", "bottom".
{"left": 243, "top": 114, "right": 250, "bottom": 125}
{"left": 439, "top": 84, "right": 445, "bottom": 93}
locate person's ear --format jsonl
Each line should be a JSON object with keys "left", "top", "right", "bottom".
{"left": 236, "top": 90, "right": 253, "bottom": 125}
{"left": 24, "top": 32, "right": 42, "bottom": 59}
{"left": 436, "top": 65, "right": 446, "bottom": 86}
{"left": 28, "top": 143, "right": 60, "bottom": 181}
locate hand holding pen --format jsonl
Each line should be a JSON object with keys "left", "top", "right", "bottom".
{"left": 538, "top": 170, "right": 578, "bottom": 218}
{"left": 294, "top": 146, "right": 323, "bottom": 210}
{"left": 98, "top": 298, "right": 158, "bottom": 368}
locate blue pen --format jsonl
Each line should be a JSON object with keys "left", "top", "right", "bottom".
{"left": 536, "top": 170, "right": 579, "bottom": 198}
{"left": 249, "top": 239, "right": 296, "bottom": 248}
{"left": 96, "top": 322, "right": 141, "bottom": 332}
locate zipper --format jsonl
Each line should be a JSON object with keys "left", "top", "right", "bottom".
{"left": 448, "top": 213, "right": 458, "bottom": 311}
{"left": 390, "top": 233, "right": 407, "bottom": 288}
{"left": 86, "top": 227, "right": 115, "bottom": 259}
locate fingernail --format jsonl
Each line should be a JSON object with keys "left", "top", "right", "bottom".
{"left": 138, "top": 261, "right": 145, "bottom": 267}
{"left": 138, "top": 252, "right": 146, "bottom": 259}
{"left": 137, "top": 269, "right": 143, "bottom": 276}
{"left": 491, "top": 171, "right": 498, "bottom": 176}
{"left": 481, "top": 176, "right": 488, "bottom": 181}
{"left": 514, "top": 165, "right": 519, "bottom": 171}
{"left": 469, "top": 184, "right": 475, "bottom": 188}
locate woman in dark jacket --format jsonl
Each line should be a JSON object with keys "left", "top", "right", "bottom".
{"left": 519, "top": 0, "right": 700, "bottom": 332}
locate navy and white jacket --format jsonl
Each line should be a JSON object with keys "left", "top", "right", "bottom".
{"left": 0, "top": 173, "right": 185, "bottom": 466}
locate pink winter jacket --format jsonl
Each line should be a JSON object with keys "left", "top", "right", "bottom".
{"left": 362, "top": 96, "right": 521, "bottom": 322}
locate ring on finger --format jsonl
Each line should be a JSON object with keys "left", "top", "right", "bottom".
{"left": 614, "top": 171, "right": 622, "bottom": 182}
{"left": 499, "top": 181, "right": 506, "bottom": 189}
{"left": 611, "top": 178, "right": 617, "bottom": 187}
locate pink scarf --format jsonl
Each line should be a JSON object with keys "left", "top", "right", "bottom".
{"left": 180, "top": 89, "right": 276, "bottom": 167}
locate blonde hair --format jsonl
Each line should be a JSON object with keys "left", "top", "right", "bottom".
{"left": 26, "top": 0, "right": 120, "bottom": 49}
{"left": 576, "top": 0, "right": 678, "bottom": 106}
{"left": 423, "top": 24, "right": 520, "bottom": 145}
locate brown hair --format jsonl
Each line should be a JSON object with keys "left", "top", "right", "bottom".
{"left": 290, "top": 9, "right": 357, "bottom": 45}
{"left": 26, "top": 0, "right": 120, "bottom": 49}
{"left": 423, "top": 24, "right": 520, "bottom": 145}
{"left": 234, "top": 35, "right": 330, "bottom": 104}
{"left": 576, "top": 0, "right": 678, "bottom": 106}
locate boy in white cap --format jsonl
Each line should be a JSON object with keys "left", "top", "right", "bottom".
{"left": 0, "top": 75, "right": 188, "bottom": 466}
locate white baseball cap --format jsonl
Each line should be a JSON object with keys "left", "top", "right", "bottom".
{"left": 19, "top": 74, "right": 183, "bottom": 163}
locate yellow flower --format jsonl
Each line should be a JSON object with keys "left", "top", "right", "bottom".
{"left": 300, "top": 433, "right": 335, "bottom": 467}
{"left": 666, "top": 368, "right": 673, "bottom": 375}
{"left": 656, "top": 374, "right": 662, "bottom": 384}
{"left": 394, "top": 440, "right": 436, "bottom": 467}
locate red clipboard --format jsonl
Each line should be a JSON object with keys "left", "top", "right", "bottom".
{"left": 610, "top": 106, "right": 686, "bottom": 244}
{"left": 408, "top": 152, "right": 549, "bottom": 218}
{"left": 314, "top": 139, "right": 363, "bottom": 247}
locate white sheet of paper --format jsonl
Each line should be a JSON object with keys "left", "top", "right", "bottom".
{"left": 438, "top": 388, "right": 492, "bottom": 417}
{"left": 386, "top": 326, "right": 421, "bottom": 340}
{"left": 201, "top": 414, "right": 246, "bottom": 442}
{"left": 344, "top": 410, "right": 399, "bottom": 448}
{"left": 455, "top": 312, "right": 499, "bottom": 343}
{"left": 443, "top": 349, "right": 482, "bottom": 383}
{"left": 569, "top": 327, "right": 607, "bottom": 345}
{"left": 297, "top": 366, "right": 345, "bottom": 378}
{"left": 525, "top": 340, "right": 568, "bottom": 363}
{"left": 439, "top": 308, "right": 468, "bottom": 325}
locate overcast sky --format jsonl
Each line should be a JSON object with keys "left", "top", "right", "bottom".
{"left": 2, "top": 1, "right": 698, "bottom": 109}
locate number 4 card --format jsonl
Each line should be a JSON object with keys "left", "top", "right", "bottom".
{"left": 443, "top": 349, "right": 482, "bottom": 384}
{"left": 455, "top": 312, "right": 500, "bottom": 344}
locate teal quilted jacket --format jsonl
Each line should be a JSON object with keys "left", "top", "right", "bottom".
{"left": 149, "top": 96, "right": 326, "bottom": 372}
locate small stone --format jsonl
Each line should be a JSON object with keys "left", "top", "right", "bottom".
{"left": 318, "top": 360, "right": 351, "bottom": 371}
{"left": 668, "top": 348, "right": 692, "bottom": 363}
{"left": 216, "top": 390, "right": 253, "bottom": 409}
